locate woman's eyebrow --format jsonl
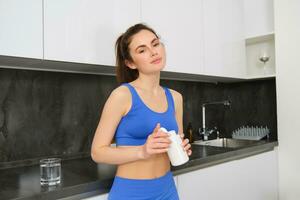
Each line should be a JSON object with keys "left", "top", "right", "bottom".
{"left": 135, "top": 38, "right": 159, "bottom": 51}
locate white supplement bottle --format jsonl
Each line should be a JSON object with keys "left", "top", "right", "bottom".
{"left": 160, "top": 127, "right": 189, "bottom": 166}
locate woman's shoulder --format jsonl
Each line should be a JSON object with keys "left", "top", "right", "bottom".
{"left": 167, "top": 88, "right": 183, "bottom": 104}
{"left": 108, "top": 84, "right": 131, "bottom": 103}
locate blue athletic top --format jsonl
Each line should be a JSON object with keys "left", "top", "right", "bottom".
{"left": 114, "top": 83, "right": 179, "bottom": 146}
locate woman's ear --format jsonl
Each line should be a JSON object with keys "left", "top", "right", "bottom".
{"left": 125, "top": 60, "right": 137, "bottom": 70}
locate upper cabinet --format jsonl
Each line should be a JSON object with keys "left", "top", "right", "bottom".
{"left": 1, "top": 1, "right": 267, "bottom": 80}
{"left": 243, "top": 0, "right": 275, "bottom": 78}
{"left": 0, "top": 0, "right": 43, "bottom": 59}
{"left": 203, "top": 0, "right": 246, "bottom": 78}
{"left": 243, "top": 0, "right": 274, "bottom": 38}
{"left": 44, "top": 0, "right": 140, "bottom": 66}
{"left": 140, "top": 0, "right": 204, "bottom": 75}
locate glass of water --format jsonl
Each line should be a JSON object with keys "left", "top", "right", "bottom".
{"left": 40, "top": 158, "right": 61, "bottom": 186}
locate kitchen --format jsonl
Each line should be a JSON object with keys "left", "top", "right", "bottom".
{"left": 0, "top": 0, "right": 299, "bottom": 199}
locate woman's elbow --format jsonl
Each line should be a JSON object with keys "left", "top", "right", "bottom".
{"left": 91, "top": 146, "right": 109, "bottom": 163}
{"left": 91, "top": 147, "right": 102, "bottom": 163}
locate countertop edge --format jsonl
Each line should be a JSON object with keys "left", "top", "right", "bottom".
{"left": 9, "top": 141, "right": 278, "bottom": 200}
{"left": 172, "top": 141, "right": 278, "bottom": 176}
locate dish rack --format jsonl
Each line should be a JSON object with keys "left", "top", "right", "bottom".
{"left": 232, "top": 126, "right": 270, "bottom": 140}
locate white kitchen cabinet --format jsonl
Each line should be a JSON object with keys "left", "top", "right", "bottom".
{"left": 243, "top": 0, "right": 274, "bottom": 38}
{"left": 243, "top": 0, "right": 275, "bottom": 78}
{"left": 140, "top": 0, "right": 204, "bottom": 75}
{"left": 231, "top": 0, "right": 247, "bottom": 78}
{"left": 177, "top": 149, "right": 278, "bottom": 200}
{"left": 203, "top": 0, "right": 246, "bottom": 78}
{"left": 0, "top": 0, "right": 43, "bottom": 59}
{"left": 44, "top": 0, "right": 140, "bottom": 66}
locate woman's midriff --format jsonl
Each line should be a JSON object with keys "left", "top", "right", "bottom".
{"left": 115, "top": 146, "right": 171, "bottom": 179}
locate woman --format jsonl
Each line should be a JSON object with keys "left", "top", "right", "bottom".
{"left": 91, "top": 23, "right": 192, "bottom": 200}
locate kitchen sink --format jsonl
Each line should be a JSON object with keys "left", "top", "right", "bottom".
{"left": 192, "top": 138, "right": 265, "bottom": 148}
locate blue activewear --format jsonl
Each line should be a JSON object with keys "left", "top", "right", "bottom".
{"left": 108, "top": 171, "right": 179, "bottom": 200}
{"left": 108, "top": 83, "right": 180, "bottom": 199}
{"left": 114, "top": 83, "right": 179, "bottom": 146}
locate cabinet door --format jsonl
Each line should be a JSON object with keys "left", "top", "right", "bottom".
{"left": 141, "top": 0, "right": 204, "bottom": 75}
{"left": 0, "top": 0, "right": 43, "bottom": 59}
{"left": 243, "top": 0, "right": 274, "bottom": 37}
{"left": 203, "top": 0, "right": 246, "bottom": 78}
{"left": 231, "top": 0, "right": 247, "bottom": 77}
{"left": 177, "top": 157, "right": 240, "bottom": 200}
{"left": 177, "top": 150, "right": 278, "bottom": 200}
{"left": 203, "top": 0, "right": 231, "bottom": 77}
{"left": 44, "top": 0, "right": 140, "bottom": 66}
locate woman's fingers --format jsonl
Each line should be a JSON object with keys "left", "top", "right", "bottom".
{"left": 152, "top": 137, "right": 171, "bottom": 144}
{"left": 153, "top": 148, "right": 169, "bottom": 154}
{"left": 180, "top": 137, "right": 192, "bottom": 156}
{"left": 153, "top": 130, "right": 169, "bottom": 138}
{"left": 180, "top": 133, "right": 185, "bottom": 139}
{"left": 183, "top": 143, "right": 191, "bottom": 151}
{"left": 181, "top": 138, "right": 189, "bottom": 146}
{"left": 152, "top": 123, "right": 161, "bottom": 136}
{"left": 152, "top": 142, "right": 170, "bottom": 149}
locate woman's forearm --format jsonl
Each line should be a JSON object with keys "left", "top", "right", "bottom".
{"left": 91, "top": 145, "right": 144, "bottom": 165}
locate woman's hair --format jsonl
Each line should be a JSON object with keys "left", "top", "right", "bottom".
{"left": 115, "top": 23, "right": 159, "bottom": 84}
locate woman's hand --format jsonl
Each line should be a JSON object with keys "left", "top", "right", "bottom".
{"left": 139, "top": 123, "right": 171, "bottom": 160}
{"left": 180, "top": 133, "right": 192, "bottom": 156}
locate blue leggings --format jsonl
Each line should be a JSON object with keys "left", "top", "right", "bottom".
{"left": 108, "top": 171, "right": 179, "bottom": 200}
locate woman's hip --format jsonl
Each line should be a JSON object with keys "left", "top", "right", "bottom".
{"left": 108, "top": 171, "right": 179, "bottom": 200}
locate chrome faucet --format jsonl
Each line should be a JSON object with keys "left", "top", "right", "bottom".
{"left": 199, "top": 100, "right": 231, "bottom": 141}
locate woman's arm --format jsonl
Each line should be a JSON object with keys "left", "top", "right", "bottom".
{"left": 91, "top": 86, "right": 171, "bottom": 165}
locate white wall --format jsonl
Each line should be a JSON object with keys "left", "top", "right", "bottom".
{"left": 274, "top": 0, "right": 300, "bottom": 199}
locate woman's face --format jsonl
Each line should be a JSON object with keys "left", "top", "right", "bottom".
{"left": 126, "top": 29, "right": 166, "bottom": 74}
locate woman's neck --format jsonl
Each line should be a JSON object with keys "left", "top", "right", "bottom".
{"left": 133, "top": 72, "right": 161, "bottom": 93}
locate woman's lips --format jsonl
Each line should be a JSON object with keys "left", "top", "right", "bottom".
{"left": 151, "top": 58, "right": 162, "bottom": 64}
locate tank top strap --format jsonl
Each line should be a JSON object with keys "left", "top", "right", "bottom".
{"left": 120, "top": 83, "right": 143, "bottom": 108}
{"left": 163, "top": 87, "right": 176, "bottom": 112}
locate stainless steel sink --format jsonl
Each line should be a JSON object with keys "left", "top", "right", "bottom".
{"left": 192, "top": 138, "right": 265, "bottom": 148}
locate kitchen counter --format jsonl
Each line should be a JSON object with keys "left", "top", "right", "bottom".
{"left": 0, "top": 140, "right": 278, "bottom": 200}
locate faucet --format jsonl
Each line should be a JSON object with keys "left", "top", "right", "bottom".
{"left": 199, "top": 100, "right": 231, "bottom": 141}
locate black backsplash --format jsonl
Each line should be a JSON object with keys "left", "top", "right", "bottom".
{"left": 0, "top": 68, "right": 277, "bottom": 163}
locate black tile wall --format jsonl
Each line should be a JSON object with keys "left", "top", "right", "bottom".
{"left": 0, "top": 68, "right": 277, "bottom": 164}
{"left": 161, "top": 79, "right": 277, "bottom": 141}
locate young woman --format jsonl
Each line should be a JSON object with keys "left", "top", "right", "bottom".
{"left": 91, "top": 23, "right": 192, "bottom": 200}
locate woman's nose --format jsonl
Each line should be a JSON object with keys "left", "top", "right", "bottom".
{"left": 149, "top": 48, "right": 158, "bottom": 56}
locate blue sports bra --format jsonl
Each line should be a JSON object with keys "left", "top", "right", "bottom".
{"left": 114, "top": 83, "right": 179, "bottom": 146}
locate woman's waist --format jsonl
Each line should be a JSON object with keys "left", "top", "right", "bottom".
{"left": 116, "top": 153, "right": 170, "bottom": 179}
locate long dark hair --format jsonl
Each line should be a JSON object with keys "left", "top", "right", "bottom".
{"left": 115, "top": 23, "right": 159, "bottom": 84}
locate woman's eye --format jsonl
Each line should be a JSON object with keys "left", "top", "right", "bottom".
{"left": 138, "top": 49, "right": 145, "bottom": 54}
{"left": 153, "top": 42, "right": 160, "bottom": 47}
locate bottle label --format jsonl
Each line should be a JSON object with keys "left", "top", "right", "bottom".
{"left": 159, "top": 128, "right": 189, "bottom": 166}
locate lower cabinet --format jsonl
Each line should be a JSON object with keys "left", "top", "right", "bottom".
{"left": 62, "top": 149, "right": 278, "bottom": 200}
{"left": 177, "top": 149, "right": 278, "bottom": 200}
